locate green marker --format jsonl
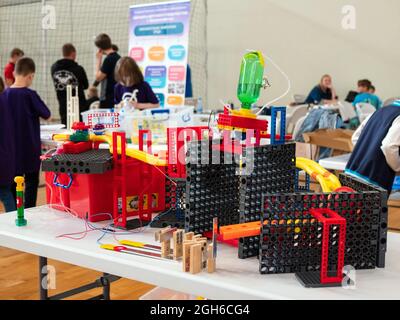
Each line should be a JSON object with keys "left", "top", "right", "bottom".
{"left": 15, "top": 176, "right": 27, "bottom": 227}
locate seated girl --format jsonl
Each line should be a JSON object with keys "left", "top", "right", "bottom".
{"left": 114, "top": 56, "right": 160, "bottom": 110}
{"left": 304, "top": 74, "right": 338, "bottom": 105}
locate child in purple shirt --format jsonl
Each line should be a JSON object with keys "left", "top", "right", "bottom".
{"left": 0, "top": 93, "right": 16, "bottom": 212}
{"left": 114, "top": 56, "right": 159, "bottom": 110}
{"left": 3, "top": 57, "right": 51, "bottom": 209}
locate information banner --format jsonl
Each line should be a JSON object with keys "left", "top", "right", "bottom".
{"left": 129, "top": 0, "right": 191, "bottom": 108}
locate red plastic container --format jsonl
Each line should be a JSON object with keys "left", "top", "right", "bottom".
{"left": 45, "top": 160, "right": 166, "bottom": 223}
{"left": 45, "top": 171, "right": 113, "bottom": 222}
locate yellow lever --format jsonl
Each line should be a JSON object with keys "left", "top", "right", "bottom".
{"left": 101, "top": 244, "right": 118, "bottom": 251}
{"left": 119, "top": 240, "right": 145, "bottom": 248}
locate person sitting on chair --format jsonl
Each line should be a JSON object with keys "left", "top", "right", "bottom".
{"left": 304, "top": 74, "right": 338, "bottom": 105}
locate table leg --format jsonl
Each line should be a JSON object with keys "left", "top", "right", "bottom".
{"left": 39, "top": 256, "right": 48, "bottom": 300}
{"left": 102, "top": 273, "right": 111, "bottom": 300}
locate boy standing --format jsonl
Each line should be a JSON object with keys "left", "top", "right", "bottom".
{"left": 346, "top": 100, "right": 400, "bottom": 193}
{"left": 51, "top": 43, "right": 89, "bottom": 126}
{"left": 3, "top": 57, "right": 51, "bottom": 208}
{"left": 3, "top": 48, "right": 24, "bottom": 87}
{"left": 0, "top": 94, "right": 16, "bottom": 212}
{"left": 93, "top": 34, "right": 121, "bottom": 108}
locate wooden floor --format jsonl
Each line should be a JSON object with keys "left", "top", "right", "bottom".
{"left": 1, "top": 185, "right": 399, "bottom": 300}
{"left": 0, "top": 186, "right": 154, "bottom": 300}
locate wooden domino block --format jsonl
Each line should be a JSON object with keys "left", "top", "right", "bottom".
{"left": 161, "top": 241, "right": 171, "bottom": 258}
{"left": 183, "top": 241, "right": 195, "bottom": 272}
{"left": 207, "top": 244, "right": 216, "bottom": 273}
{"left": 184, "top": 232, "right": 195, "bottom": 241}
{"left": 189, "top": 244, "right": 202, "bottom": 274}
{"left": 173, "top": 230, "right": 184, "bottom": 260}
{"left": 195, "top": 237, "right": 208, "bottom": 242}
{"left": 196, "top": 240, "right": 208, "bottom": 269}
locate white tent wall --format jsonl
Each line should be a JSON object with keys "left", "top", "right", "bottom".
{"left": 207, "top": 0, "right": 400, "bottom": 109}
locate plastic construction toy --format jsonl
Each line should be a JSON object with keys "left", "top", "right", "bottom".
{"left": 184, "top": 139, "right": 296, "bottom": 259}
{"left": 93, "top": 124, "right": 106, "bottom": 136}
{"left": 70, "top": 122, "right": 90, "bottom": 142}
{"left": 295, "top": 208, "right": 346, "bottom": 288}
{"left": 14, "top": 176, "right": 27, "bottom": 227}
{"left": 259, "top": 173, "right": 388, "bottom": 284}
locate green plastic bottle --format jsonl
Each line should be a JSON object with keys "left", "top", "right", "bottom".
{"left": 237, "top": 51, "right": 265, "bottom": 110}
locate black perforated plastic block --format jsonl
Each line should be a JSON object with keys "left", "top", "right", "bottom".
{"left": 239, "top": 143, "right": 296, "bottom": 259}
{"left": 185, "top": 140, "right": 240, "bottom": 234}
{"left": 151, "top": 179, "right": 186, "bottom": 229}
{"left": 339, "top": 173, "right": 388, "bottom": 268}
{"left": 260, "top": 187, "right": 382, "bottom": 275}
{"left": 42, "top": 149, "right": 113, "bottom": 174}
{"left": 184, "top": 140, "right": 296, "bottom": 261}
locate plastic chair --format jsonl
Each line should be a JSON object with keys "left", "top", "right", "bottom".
{"left": 355, "top": 102, "right": 376, "bottom": 123}
{"left": 293, "top": 94, "right": 307, "bottom": 104}
{"left": 292, "top": 115, "right": 307, "bottom": 141}
{"left": 286, "top": 105, "right": 309, "bottom": 134}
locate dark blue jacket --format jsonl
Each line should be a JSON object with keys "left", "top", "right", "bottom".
{"left": 3, "top": 88, "right": 51, "bottom": 175}
{"left": 346, "top": 104, "right": 400, "bottom": 192}
{"left": 0, "top": 93, "right": 15, "bottom": 186}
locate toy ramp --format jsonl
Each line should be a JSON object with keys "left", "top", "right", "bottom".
{"left": 296, "top": 157, "right": 341, "bottom": 193}
{"left": 53, "top": 133, "right": 167, "bottom": 167}
{"left": 91, "top": 135, "right": 168, "bottom": 167}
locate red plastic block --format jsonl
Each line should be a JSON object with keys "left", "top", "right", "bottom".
{"left": 218, "top": 113, "right": 268, "bottom": 132}
{"left": 63, "top": 141, "right": 93, "bottom": 154}
{"left": 167, "top": 127, "right": 211, "bottom": 179}
{"left": 310, "top": 208, "right": 347, "bottom": 285}
{"left": 112, "top": 132, "right": 166, "bottom": 229}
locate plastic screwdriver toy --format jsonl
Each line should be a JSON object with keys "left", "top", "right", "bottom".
{"left": 14, "top": 176, "right": 27, "bottom": 227}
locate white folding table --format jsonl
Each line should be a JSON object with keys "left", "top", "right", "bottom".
{"left": 319, "top": 153, "right": 351, "bottom": 171}
{"left": 1, "top": 206, "right": 400, "bottom": 300}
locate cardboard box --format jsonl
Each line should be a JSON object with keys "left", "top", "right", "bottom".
{"left": 296, "top": 142, "right": 318, "bottom": 161}
{"left": 303, "top": 129, "right": 355, "bottom": 153}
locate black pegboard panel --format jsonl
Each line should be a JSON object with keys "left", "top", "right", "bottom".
{"left": 239, "top": 143, "right": 296, "bottom": 259}
{"left": 42, "top": 149, "right": 113, "bottom": 174}
{"left": 184, "top": 140, "right": 296, "bottom": 261}
{"left": 185, "top": 140, "right": 240, "bottom": 234}
{"left": 339, "top": 173, "right": 388, "bottom": 268}
{"left": 151, "top": 179, "right": 186, "bottom": 229}
{"left": 260, "top": 190, "right": 381, "bottom": 275}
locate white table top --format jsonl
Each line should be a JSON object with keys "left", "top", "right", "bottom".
{"left": 319, "top": 153, "right": 351, "bottom": 171}
{"left": 1, "top": 206, "right": 400, "bottom": 300}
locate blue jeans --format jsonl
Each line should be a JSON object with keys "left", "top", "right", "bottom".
{"left": 0, "top": 186, "right": 16, "bottom": 212}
